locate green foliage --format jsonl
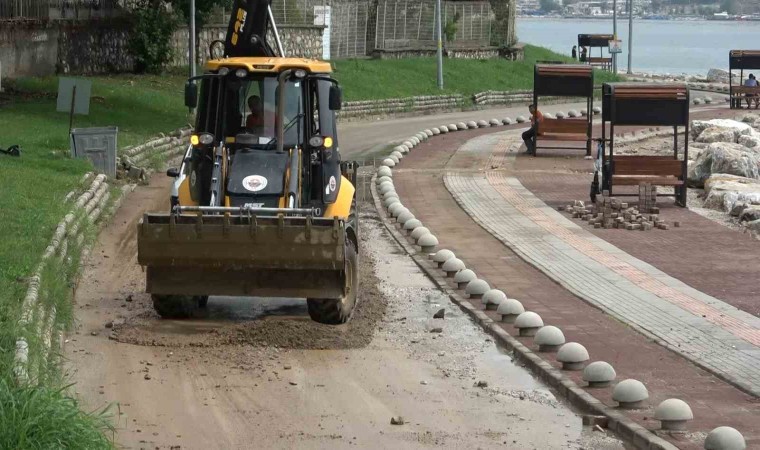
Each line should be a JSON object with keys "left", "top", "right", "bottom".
{"left": 443, "top": 12, "right": 461, "bottom": 43}
{"left": 332, "top": 45, "right": 622, "bottom": 101}
{"left": 720, "top": 0, "right": 740, "bottom": 13}
{"left": 539, "top": 0, "right": 562, "bottom": 12}
{"left": 0, "top": 379, "right": 115, "bottom": 450}
{"left": 129, "top": 4, "right": 179, "bottom": 74}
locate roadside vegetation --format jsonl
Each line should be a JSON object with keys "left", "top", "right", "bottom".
{"left": 0, "top": 73, "right": 189, "bottom": 449}
{"left": 332, "top": 44, "right": 621, "bottom": 100}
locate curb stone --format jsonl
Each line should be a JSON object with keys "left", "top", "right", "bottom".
{"left": 370, "top": 133, "right": 678, "bottom": 450}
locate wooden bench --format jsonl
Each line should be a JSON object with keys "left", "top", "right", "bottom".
{"left": 730, "top": 85, "right": 760, "bottom": 108}
{"left": 587, "top": 57, "right": 612, "bottom": 71}
{"left": 537, "top": 118, "right": 588, "bottom": 141}
{"left": 610, "top": 155, "right": 684, "bottom": 187}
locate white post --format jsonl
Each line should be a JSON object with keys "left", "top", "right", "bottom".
{"left": 627, "top": 0, "right": 633, "bottom": 74}
{"left": 436, "top": 0, "right": 443, "bottom": 89}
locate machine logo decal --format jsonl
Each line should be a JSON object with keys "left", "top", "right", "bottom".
{"left": 242, "top": 175, "right": 267, "bottom": 192}
{"left": 328, "top": 176, "right": 337, "bottom": 192}
{"left": 190, "top": 170, "right": 197, "bottom": 187}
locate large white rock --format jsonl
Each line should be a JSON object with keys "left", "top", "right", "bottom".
{"left": 697, "top": 127, "right": 739, "bottom": 144}
{"left": 738, "top": 135, "right": 760, "bottom": 148}
{"left": 702, "top": 174, "right": 760, "bottom": 212}
{"left": 691, "top": 119, "right": 755, "bottom": 142}
{"left": 688, "top": 143, "right": 760, "bottom": 187}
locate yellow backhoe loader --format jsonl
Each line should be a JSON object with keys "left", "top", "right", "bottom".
{"left": 137, "top": 0, "right": 359, "bottom": 324}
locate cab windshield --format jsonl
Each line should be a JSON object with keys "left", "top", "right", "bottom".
{"left": 195, "top": 73, "right": 304, "bottom": 149}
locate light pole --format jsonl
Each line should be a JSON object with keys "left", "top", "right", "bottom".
{"left": 435, "top": 0, "right": 444, "bottom": 89}
{"left": 612, "top": 0, "right": 617, "bottom": 74}
{"left": 189, "top": 0, "right": 196, "bottom": 79}
{"left": 627, "top": 0, "right": 633, "bottom": 74}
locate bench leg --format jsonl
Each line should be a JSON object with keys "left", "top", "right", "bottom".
{"left": 676, "top": 185, "right": 687, "bottom": 207}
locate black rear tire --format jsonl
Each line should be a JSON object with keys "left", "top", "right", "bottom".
{"left": 307, "top": 237, "right": 359, "bottom": 325}
{"left": 152, "top": 294, "right": 203, "bottom": 318}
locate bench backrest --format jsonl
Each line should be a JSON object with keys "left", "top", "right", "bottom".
{"left": 612, "top": 156, "right": 683, "bottom": 177}
{"left": 732, "top": 85, "right": 760, "bottom": 94}
{"left": 538, "top": 118, "right": 588, "bottom": 134}
{"left": 588, "top": 57, "right": 612, "bottom": 63}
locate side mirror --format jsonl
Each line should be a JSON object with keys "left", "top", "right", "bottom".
{"left": 329, "top": 84, "right": 342, "bottom": 111}
{"left": 166, "top": 167, "right": 180, "bottom": 177}
{"left": 184, "top": 81, "right": 198, "bottom": 109}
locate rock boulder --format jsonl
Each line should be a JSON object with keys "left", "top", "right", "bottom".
{"left": 703, "top": 174, "right": 760, "bottom": 212}
{"left": 688, "top": 143, "right": 760, "bottom": 188}
{"left": 690, "top": 119, "right": 755, "bottom": 142}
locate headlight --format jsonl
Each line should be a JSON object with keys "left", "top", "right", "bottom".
{"left": 294, "top": 69, "right": 307, "bottom": 79}
{"left": 218, "top": 67, "right": 230, "bottom": 76}
{"left": 309, "top": 136, "right": 324, "bottom": 147}
{"left": 191, "top": 133, "right": 215, "bottom": 146}
{"left": 235, "top": 68, "right": 248, "bottom": 78}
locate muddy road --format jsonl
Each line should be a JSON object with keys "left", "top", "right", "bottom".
{"left": 65, "top": 112, "right": 626, "bottom": 449}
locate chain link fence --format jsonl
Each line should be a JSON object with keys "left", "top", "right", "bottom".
{"left": 1, "top": 0, "right": 120, "bottom": 20}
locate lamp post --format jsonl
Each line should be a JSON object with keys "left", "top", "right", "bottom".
{"left": 435, "top": 0, "right": 444, "bottom": 89}
{"left": 627, "top": 0, "right": 633, "bottom": 74}
{"left": 189, "top": 0, "right": 196, "bottom": 79}
{"left": 612, "top": 0, "right": 617, "bottom": 74}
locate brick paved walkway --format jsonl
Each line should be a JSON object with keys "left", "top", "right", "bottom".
{"left": 392, "top": 127, "right": 760, "bottom": 449}
{"left": 444, "top": 134, "right": 760, "bottom": 397}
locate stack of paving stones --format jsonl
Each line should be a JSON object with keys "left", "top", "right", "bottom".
{"left": 560, "top": 191, "right": 671, "bottom": 231}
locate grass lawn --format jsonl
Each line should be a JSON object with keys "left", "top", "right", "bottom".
{"left": 332, "top": 45, "right": 621, "bottom": 101}
{"left": 0, "top": 74, "right": 191, "bottom": 318}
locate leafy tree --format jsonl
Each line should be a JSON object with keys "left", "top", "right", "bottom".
{"left": 128, "top": 1, "right": 179, "bottom": 73}
{"left": 539, "top": 0, "right": 561, "bottom": 12}
{"left": 720, "top": 0, "right": 740, "bottom": 14}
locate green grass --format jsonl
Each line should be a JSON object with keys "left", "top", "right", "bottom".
{"left": 332, "top": 45, "right": 621, "bottom": 101}
{"left": 0, "top": 74, "right": 189, "bottom": 450}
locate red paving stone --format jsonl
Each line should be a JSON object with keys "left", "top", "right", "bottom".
{"left": 391, "top": 124, "right": 760, "bottom": 450}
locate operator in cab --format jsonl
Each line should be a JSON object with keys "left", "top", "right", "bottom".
{"left": 246, "top": 95, "right": 264, "bottom": 131}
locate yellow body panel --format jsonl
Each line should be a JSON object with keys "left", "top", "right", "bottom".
{"left": 205, "top": 57, "right": 332, "bottom": 74}
{"left": 324, "top": 176, "right": 355, "bottom": 219}
{"left": 177, "top": 178, "right": 197, "bottom": 206}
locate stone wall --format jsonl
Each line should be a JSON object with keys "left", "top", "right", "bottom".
{"left": 0, "top": 21, "right": 60, "bottom": 78}
{"left": 371, "top": 43, "right": 524, "bottom": 61}
{"left": 57, "top": 19, "right": 134, "bottom": 74}
{"left": 170, "top": 24, "right": 325, "bottom": 68}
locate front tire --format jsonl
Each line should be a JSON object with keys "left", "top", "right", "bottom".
{"left": 152, "top": 294, "right": 203, "bottom": 318}
{"left": 307, "top": 237, "right": 359, "bottom": 325}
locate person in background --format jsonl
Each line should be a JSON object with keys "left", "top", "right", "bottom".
{"left": 246, "top": 95, "right": 264, "bottom": 130}
{"left": 572, "top": 45, "right": 578, "bottom": 60}
{"left": 744, "top": 74, "right": 759, "bottom": 109}
{"left": 580, "top": 46, "right": 588, "bottom": 62}
{"left": 521, "top": 104, "right": 544, "bottom": 155}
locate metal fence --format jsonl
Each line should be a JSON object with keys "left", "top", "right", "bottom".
{"left": 0, "top": 0, "right": 120, "bottom": 20}
{"left": 374, "top": 0, "right": 495, "bottom": 50}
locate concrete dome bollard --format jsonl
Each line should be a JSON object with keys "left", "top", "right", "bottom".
{"left": 403, "top": 218, "right": 423, "bottom": 233}
{"left": 592, "top": 106, "right": 601, "bottom": 115}
{"left": 704, "top": 427, "right": 746, "bottom": 450}
{"left": 432, "top": 127, "right": 441, "bottom": 135}
{"left": 457, "top": 122, "right": 468, "bottom": 130}
{"left": 384, "top": 196, "right": 400, "bottom": 208}
{"left": 417, "top": 233, "right": 438, "bottom": 253}
{"left": 402, "top": 140, "right": 414, "bottom": 149}
{"left": 424, "top": 129, "right": 434, "bottom": 137}
{"left": 391, "top": 206, "right": 409, "bottom": 218}
{"left": 382, "top": 189, "right": 398, "bottom": 199}
{"left": 514, "top": 312, "right": 543, "bottom": 336}
{"left": 412, "top": 136, "right": 421, "bottom": 144}
{"left": 379, "top": 182, "right": 395, "bottom": 194}
{"left": 568, "top": 109, "right": 580, "bottom": 118}
{"left": 442, "top": 257, "right": 465, "bottom": 277}
{"left": 654, "top": 399, "right": 693, "bottom": 431}
{"left": 388, "top": 203, "right": 405, "bottom": 216}
{"left": 431, "top": 249, "right": 455, "bottom": 266}
{"left": 534, "top": 326, "right": 566, "bottom": 352}
{"left": 580, "top": 109, "right": 588, "bottom": 116}
{"left": 497, "top": 299, "right": 525, "bottom": 323}
{"left": 394, "top": 145, "right": 408, "bottom": 154}
{"left": 454, "top": 269, "right": 477, "bottom": 289}
{"left": 612, "top": 379, "right": 649, "bottom": 409}
{"left": 490, "top": 118, "right": 501, "bottom": 127}
{"left": 387, "top": 154, "right": 400, "bottom": 164}
{"left": 467, "top": 120, "right": 478, "bottom": 129}
{"left": 555, "top": 111, "right": 566, "bottom": 119}
{"left": 544, "top": 113, "right": 556, "bottom": 119}
{"left": 397, "top": 210, "right": 415, "bottom": 224}
{"left": 516, "top": 116, "right": 527, "bottom": 123}
{"left": 377, "top": 166, "right": 392, "bottom": 178}
{"left": 382, "top": 158, "right": 396, "bottom": 167}
{"left": 704, "top": 96, "right": 713, "bottom": 104}
{"left": 477, "top": 119, "right": 490, "bottom": 128}
{"left": 482, "top": 289, "right": 507, "bottom": 310}
{"left": 376, "top": 175, "right": 392, "bottom": 185}
{"left": 502, "top": 117, "right": 514, "bottom": 125}
{"left": 390, "top": 151, "right": 403, "bottom": 160}
{"left": 448, "top": 124, "right": 458, "bottom": 131}
{"left": 465, "top": 279, "right": 490, "bottom": 299}
{"left": 410, "top": 226, "right": 430, "bottom": 241}
{"left": 439, "top": 125, "right": 449, "bottom": 133}
{"left": 693, "top": 98, "right": 703, "bottom": 105}
{"left": 417, "top": 132, "right": 428, "bottom": 140}
{"left": 583, "top": 361, "right": 617, "bottom": 388}
{"left": 556, "top": 342, "right": 589, "bottom": 370}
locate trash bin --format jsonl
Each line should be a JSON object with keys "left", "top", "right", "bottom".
{"left": 70, "top": 126, "right": 118, "bottom": 177}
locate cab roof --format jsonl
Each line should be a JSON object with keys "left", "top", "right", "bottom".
{"left": 205, "top": 57, "right": 332, "bottom": 74}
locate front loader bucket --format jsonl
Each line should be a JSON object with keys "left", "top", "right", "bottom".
{"left": 138, "top": 213, "right": 347, "bottom": 299}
